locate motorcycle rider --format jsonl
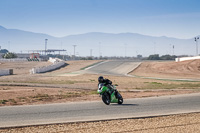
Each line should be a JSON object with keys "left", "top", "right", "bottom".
{"left": 98, "top": 76, "right": 119, "bottom": 97}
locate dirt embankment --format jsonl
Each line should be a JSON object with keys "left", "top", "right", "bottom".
{"left": 0, "top": 62, "right": 52, "bottom": 75}
{"left": 130, "top": 60, "right": 200, "bottom": 79}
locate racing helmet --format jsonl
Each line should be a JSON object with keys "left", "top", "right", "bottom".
{"left": 98, "top": 76, "right": 104, "bottom": 83}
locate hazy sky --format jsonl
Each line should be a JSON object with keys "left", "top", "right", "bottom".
{"left": 0, "top": 0, "right": 200, "bottom": 39}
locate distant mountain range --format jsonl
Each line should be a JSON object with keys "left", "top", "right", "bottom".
{"left": 0, "top": 25, "right": 196, "bottom": 57}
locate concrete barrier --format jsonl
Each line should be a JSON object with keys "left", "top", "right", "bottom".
{"left": 0, "top": 69, "right": 13, "bottom": 76}
{"left": 48, "top": 57, "right": 63, "bottom": 64}
{"left": 175, "top": 56, "right": 200, "bottom": 62}
{"left": 30, "top": 58, "right": 66, "bottom": 74}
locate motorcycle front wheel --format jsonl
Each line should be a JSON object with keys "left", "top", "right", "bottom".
{"left": 102, "top": 92, "right": 110, "bottom": 105}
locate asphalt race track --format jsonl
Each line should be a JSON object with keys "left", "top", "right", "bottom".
{"left": 84, "top": 60, "right": 141, "bottom": 76}
{"left": 0, "top": 93, "right": 200, "bottom": 128}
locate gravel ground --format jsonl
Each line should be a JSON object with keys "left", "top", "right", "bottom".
{"left": 0, "top": 113, "right": 200, "bottom": 133}
{"left": 131, "top": 60, "right": 200, "bottom": 79}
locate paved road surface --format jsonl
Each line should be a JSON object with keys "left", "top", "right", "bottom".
{"left": 85, "top": 60, "right": 141, "bottom": 76}
{"left": 1, "top": 93, "right": 200, "bottom": 128}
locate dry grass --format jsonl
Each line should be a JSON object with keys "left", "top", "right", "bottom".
{"left": 130, "top": 60, "right": 200, "bottom": 79}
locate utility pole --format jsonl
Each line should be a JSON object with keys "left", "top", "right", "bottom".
{"left": 195, "top": 37, "right": 199, "bottom": 56}
{"left": 99, "top": 42, "right": 101, "bottom": 58}
{"left": 153, "top": 42, "right": 156, "bottom": 54}
{"left": 73, "top": 45, "right": 77, "bottom": 59}
{"left": 8, "top": 41, "right": 10, "bottom": 51}
{"left": 169, "top": 44, "right": 172, "bottom": 55}
{"left": 45, "top": 39, "right": 48, "bottom": 55}
{"left": 90, "top": 49, "right": 93, "bottom": 57}
{"left": 124, "top": 43, "right": 127, "bottom": 57}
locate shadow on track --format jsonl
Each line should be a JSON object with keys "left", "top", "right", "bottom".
{"left": 111, "top": 104, "right": 139, "bottom": 106}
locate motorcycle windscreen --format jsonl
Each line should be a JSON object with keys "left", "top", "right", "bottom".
{"left": 97, "top": 83, "right": 108, "bottom": 94}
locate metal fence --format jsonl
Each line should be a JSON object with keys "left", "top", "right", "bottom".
{"left": 0, "top": 58, "right": 45, "bottom": 62}
{"left": 0, "top": 58, "right": 28, "bottom": 62}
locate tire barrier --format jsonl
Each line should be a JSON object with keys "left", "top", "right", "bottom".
{"left": 27, "top": 58, "right": 40, "bottom": 62}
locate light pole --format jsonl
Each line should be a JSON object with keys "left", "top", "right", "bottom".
{"left": 99, "top": 42, "right": 101, "bottom": 58}
{"left": 73, "top": 45, "right": 77, "bottom": 59}
{"left": 8, "top": 41, "right": 10, "bottom": 51}
{"left": 124, "top": 43, "right": 127, "bottom": 57}
{"left": 169, "top": 44, "right": 172, "bottom": 55}
{"left": 153, "top": 42, "right": 156, "bottom": 54}
{"left": 45, "top": 39, "right": 48, "bottom": 55}
{"left": 195, "top": 37, "right": 199, "bottom": 56}
{"left": 90, "top": 49, "right": 93, "bottom": 57}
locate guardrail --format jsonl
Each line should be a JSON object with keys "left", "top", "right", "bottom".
{"left": 0, "top": 58, "right": 44, "bottom": 62}
{"left": 0, "top": 58, "right": 28, "bottom": 62}
{"left": 175, "top": 56, "right": 200, "bottom": 62}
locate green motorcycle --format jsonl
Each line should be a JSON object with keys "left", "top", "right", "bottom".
{"left": 97, "top": 83, "right": 123, "bottom": 105}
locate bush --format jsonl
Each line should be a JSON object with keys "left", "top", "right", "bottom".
{"left": 147, "top": 54, "right": 160, "bottom": 60}
{"left": 160, "top": 55, "right": 177, "bottom": 60}
{"left": 2, "top": 52, "right": 17, "bottom": 59}
{"left": 147, "top": 54, "right": 177, "bottom": 60}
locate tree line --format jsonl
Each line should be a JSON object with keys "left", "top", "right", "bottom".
{"left": 147, "top": 54, "right": 177, "bottom": 60}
